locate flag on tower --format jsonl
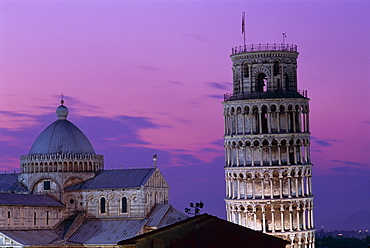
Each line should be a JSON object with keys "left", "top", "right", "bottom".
{"left": 242, "top": 12, "right": 245, "bottom": 34}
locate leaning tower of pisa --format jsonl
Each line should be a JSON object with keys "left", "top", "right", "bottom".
{"left": 223, "top": 43, "right": 315, "bottom": 247}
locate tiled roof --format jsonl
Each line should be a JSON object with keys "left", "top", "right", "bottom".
{"left": 146, "top": 204, "right": 172, "bottom": 227}
{"left": 68, "top": 219, "right": 147, "bottom": 245}
{"left": 66, "top": 168, "right": 156, "bottom": 190}
{"left": 0, "top": 193, "right": 64, "bottom": 207}
{"left": 29, "top": 119, "right": 96, "bottom": 155}
{"left": 1, "top": 230, "right": 59, "bottom": 245}
{"left": 0, "top": 174, "right": 28, "bottom": 192}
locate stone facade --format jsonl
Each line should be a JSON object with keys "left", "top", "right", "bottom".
{"left": 0, "top": 103, "right": 187, "bottom": 247}
{"left": 223, "top": 44, "right": 315, "bottom": 247}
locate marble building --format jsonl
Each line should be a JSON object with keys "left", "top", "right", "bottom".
{"left": 223, "top": 43, "right": 315, "bottom": 247}
{"left": 0, "top": 101, "right": 187, "bottom": 247}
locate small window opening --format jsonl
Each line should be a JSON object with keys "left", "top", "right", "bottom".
{"left": 122, "top": 197, "right": 128, "bottom": 213}
{"left": 46, "top": 211, "right": 49, "bottom": 225}
{"left": 34, "top": 212, "right": 37, "bottom": 225}
{"left": 273, "top": 61, "right": 280, "bottom": 76}
{"left": 256, "top": 73, "right": 267, "bottom": 92}
{"left": 44, "top": 180, "right": 51, "bottom": 191}
{"left": 100, "top": 197, "right": 106, "bottom": 214}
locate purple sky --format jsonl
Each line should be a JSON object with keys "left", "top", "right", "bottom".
{"left": 0, "top": 1, "right": 369, "bottom": 230}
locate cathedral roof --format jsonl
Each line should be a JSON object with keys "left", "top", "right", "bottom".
{"left": 28, "top": 103, "right": 96, "bottom": 156}
{"left": 0, "top": 174, "right": 28, "bottom": 192}
{"left": 0, "top": 193, "right": 63, "bottom": 207}
{"left": 67, "top": 219, "right": 147, "bottom": 245}
{"left": 66, "top": 168, "right": 156, "bottom": 190}
{"left": 0, "top": 230, "right": 60, "bottom": 246}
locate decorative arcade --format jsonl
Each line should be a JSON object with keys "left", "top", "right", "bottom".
{"left": 223, "top": 43, "right": 315, "bottom": 247}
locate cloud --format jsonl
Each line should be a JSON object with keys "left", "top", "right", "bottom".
{"left": 166, "top": 81, "right": 184, "bottom": 85}
{"left": 205, "top": 94, "right": 224, "bottom": 100}
{"left": 331, "top": 166, "right": 370, "bottom": 175}
{"left": 206, "top": 82, "right": 232, "bottom": 91}
{"left": 311, "top": 136, "right": 346, "bottom": 147}
{"left": 184, "top": 33, "right": 208, "bottom": 42}
{"left": 315, "top": 140, "right": 332, "bottom": 147}
{"left": 330, "top": 159, "right": 366, "bottom": 167}
{"left": 137, "top": 65, "right": 161, "bottom": 71}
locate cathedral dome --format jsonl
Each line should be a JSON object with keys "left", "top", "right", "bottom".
{"left": 28, "top": 104, "right": 96, "bottom": 156}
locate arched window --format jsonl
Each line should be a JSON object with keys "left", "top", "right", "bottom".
{"left": 100, "top": 197, "right": 106, "bottom": 214}
{"left": 122, "top": 197, "right": 128, "bottom": 213}
{"left": 273, "top": 61, "right": 280, "bottom": 76}
{"left": 256, "top": 73, "right": 267, "bottom": 92}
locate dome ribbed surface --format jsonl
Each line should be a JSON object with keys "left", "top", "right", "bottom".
{"left": 28, "top": 119, "right": 95, "bottom": 156}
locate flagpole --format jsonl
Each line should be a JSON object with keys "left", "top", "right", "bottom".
{"left": 242, "top": 12, "right": 246, "bottom": 49}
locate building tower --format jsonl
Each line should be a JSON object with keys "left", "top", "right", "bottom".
{"left": 223, "top": 44, "right": 315, "bottom": 247}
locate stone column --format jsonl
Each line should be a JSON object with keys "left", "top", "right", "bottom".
{"left": 285, "top": 111, "right": 289, "bottom": 133}
{"left": 237, "top": 178, "right": 240, "bottom": 199}
{"left": 270, "top": 177, "right": 273, "bottom": 199}
{"left": 278, "top": 145, "right": 282, "bottom": 165}
{"left": 251, "top": 146, "right": 255, "bottom": 166}
{"left": 289, "top": 206, "right": 293, "bottom": 231}
{"left": 259, "top": 110, "right": 263, "bottom": 134}
{"left": 280, "top": 206, "right": 285, "bottom": 232}
{"left": 236, "top": 147, "right": 239, "bottom": 166}
{"left": 252, "top": 178, "right": 256, "bottom": 199}
{"left": 307, "top": 206, "right": 311, "bottom": 229}
{"left": 301, "top": 176, "right": 305, "bottom": 197}
{"left": 250, "top": 114, "right": 253, "bottom": 134}
{"left": 293, "top": 145, "right": 297, "bottom": 164}
{"left": 242, "top": 113, "right": 246, "bottom": 134}
{"left": 288, "top": 176, "right": 292, "bottom": 198}
{"left": 310, "top": 204, "right": 314, "bottom": 228}
{"left": 262, "top": 205, "right": 266, "bottom": 233}
{"left": 260, "top": 146, "right": 263, "bottom": 166}
{"left": 305, "top": 174, "right": 309, "bottom": 196}
{"left": 245, "top": 210, "right": 249, "bottom": 228}
{"left": 224, "top": 113, "right": 227, "bottom": 135}
{"left": 297, "top": 207, "right": 301, "bottom": 231}
{"left": 271, "top": 208, "right": 276, "bottom": 232}
{"left": 302, "top": 206, "right": 307, "bottom": 230}
{"left": 243, "top": 179, "right": 247, "bottom": 199}
{"left": 253, "top": 209, "right": 257, "bottom": 230}
{"left": 269, "top": 145, "right": 272, "bottom": 165}
{"left": 295, "top": 175, "right": 299, "bottom": 197}
{"left": 307, "top": 110, "right": 310, "bottom": 133}
{"left": 277, "top": 111, "right": 281, "bottom": 132}
{"left": 261, "top": 176, "right": 265, "bottom": 199}
{"left": 279, "top": 177, "right": 283, "bottom": 198}
{"left": 267, "top": 111, "right": 272, "bottom": 133}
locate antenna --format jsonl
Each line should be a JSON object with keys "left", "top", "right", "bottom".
{"left": 282, "top": 33, "right": 287, "bottom": 44}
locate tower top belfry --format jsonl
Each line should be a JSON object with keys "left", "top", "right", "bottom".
{"left": 222, "top": 43, "right": 315, "bottom": 247}
{"left": 226, "top": 43, "right": 307, "bottom": 102}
